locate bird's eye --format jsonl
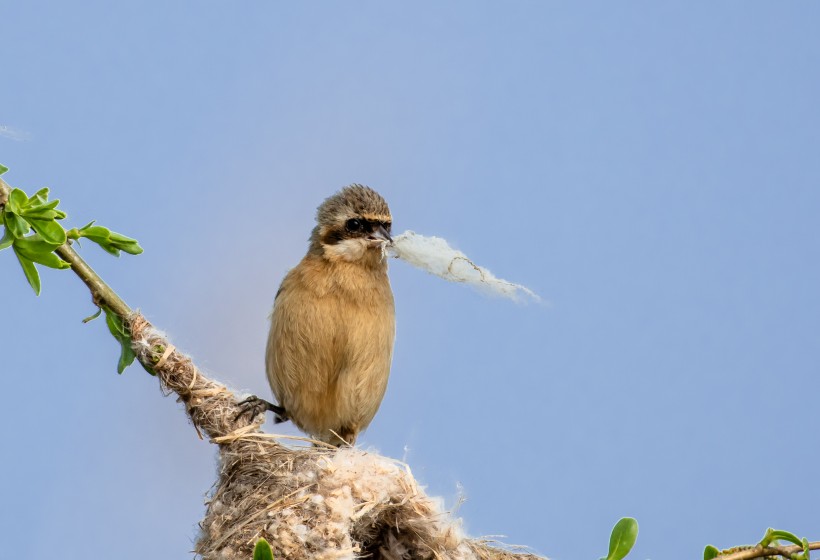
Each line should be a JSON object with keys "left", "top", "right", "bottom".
{"left": 346, "top": 219, "right": 362, "bottom": 232}
{"left": 383, "top": 222, "right": 392, "bottom": 232}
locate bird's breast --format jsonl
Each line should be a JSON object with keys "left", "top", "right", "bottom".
{"left": 266, "top": 255, "right": 395, "bottom": 442}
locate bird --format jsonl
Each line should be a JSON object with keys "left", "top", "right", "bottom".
{"left": 241, "top": 185, "right": 395, "bottom": 447}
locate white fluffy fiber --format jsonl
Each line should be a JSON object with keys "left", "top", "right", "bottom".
{"left": 388, "top": 231, "right": 540, "bottom": 302}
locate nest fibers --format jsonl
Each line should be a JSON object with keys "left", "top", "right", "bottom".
{"left": 127, "top": 314, "right": 543, "bottom": 560}
{"left": 388, "top": 231, "right": 540, "bottom": 303}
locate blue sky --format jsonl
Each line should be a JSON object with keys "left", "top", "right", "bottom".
{"left": 2, "top": 2, "right": 819, "bottom": 559}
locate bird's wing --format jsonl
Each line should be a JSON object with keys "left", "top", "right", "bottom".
{"left": 266, "top": 274, "right": 346, "bottom": 415}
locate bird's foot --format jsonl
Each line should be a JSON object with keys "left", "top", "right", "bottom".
{"left": 235, "top": 396, "right": 289, "bottom": 424}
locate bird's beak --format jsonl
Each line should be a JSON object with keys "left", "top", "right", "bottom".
{"left": 369, "top": 224, "right": 393, "bottom": 245}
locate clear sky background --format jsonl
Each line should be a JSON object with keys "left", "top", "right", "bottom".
{"left": 2, "top": 2, "right": 819, "bottom": 559}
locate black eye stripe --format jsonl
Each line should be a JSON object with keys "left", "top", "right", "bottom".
{"left": 347, "top": 219, "right": 391, "bottom": 232}
{"left": 322, "top": 219, "right": 392, "bottom": 246}
{"left": 323, "top": 228, "right": 346, "bottom": 245}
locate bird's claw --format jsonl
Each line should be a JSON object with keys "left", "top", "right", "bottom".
{"left": 235, "top": 396, "right": 289, "bottom": 424}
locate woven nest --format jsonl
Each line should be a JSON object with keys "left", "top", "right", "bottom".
{"left": 129, "top": 314, "right": 544, "bottom": 560}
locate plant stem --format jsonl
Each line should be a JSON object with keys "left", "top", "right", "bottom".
{"left": 55, "top": 242, "right": 131, "bottom": 317}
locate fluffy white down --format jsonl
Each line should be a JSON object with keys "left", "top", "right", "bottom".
{"left": 319, "top": 448, "right": 473, "bottom": 560}
{"left": 388, "top": 231, "right": 540, "bottom": 302}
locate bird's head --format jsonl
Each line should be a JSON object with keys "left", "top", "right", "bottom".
{"left": 310, "top": 184, "right": 393, "bottom": 266}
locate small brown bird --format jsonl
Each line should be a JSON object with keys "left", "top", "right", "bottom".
{"left": 258, "top": 185, "right": 395, "bottom": 446}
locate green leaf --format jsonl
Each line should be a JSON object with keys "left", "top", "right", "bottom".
{"left": 20, "top": 197, "right": 67, "bottom": 231}
{"left": 13, "top": 237, "right": 70, "bottom": 269}
{"left": 78, "top": 224, "right": 119, "bottom": 255}
{"left": 82, "top": 307, "right": 103, "bottom": 323}
{"left": 4, "top": 211, "right": 30, "bottom": 237}
{"left": 606, "top": 518, "right": 638, "bottom": 560}
{"left": 253, "top": 539, "right": 274, "bottom": 560}
{"left": 759, "top": 529, "right": 810, "bottom": 560}
{"left": 77, "top": 223, "right": 143, "bottom": 256}
{"left": 703, "top": 545, "right": 720, "bottom": 560}
{"left": 21, "top": 199, "right": 61, "bottom": 216}
{"left": 7, "top": 188, "right": 28, "bottom": 213}
{"left": 27, "top": 187, "right": 49, "bottom": 205}
{"left": 104, "top": 308, "right": 136, "bottom": 374}
{"left": 105, "top": 307, "right": 126, "bottom": 338}
{"left": 25, "top": 217, "right": 67, "bottom": 245}
{"left": 0, "top": 227, "right": 13, "bottom": 251}
{"left": 107, "top": 231, "right": 144, "bottom": 255}
{"left": 0, "top": 164, "right": 8, "bottom": 176}
{"left": 799, "top": 537, "right": 811, "bottom": 560}
{"left": 761, "top": 529, "right": 802, "bottom": 548}
{"left": 117, "top": 340, "right": 137, "bottom": 373}
{"left": 14, "top": 251, "right": 41, "bottom": 295}
{"left": 99, "top": 243, "right": 121, "bottom": 256}
{"left": 78, "top": 223, "right": 111, "bottom": 239}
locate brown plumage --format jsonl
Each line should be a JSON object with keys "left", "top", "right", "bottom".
{"left": 266, "top": 185, "right": 395, "bottom": 446}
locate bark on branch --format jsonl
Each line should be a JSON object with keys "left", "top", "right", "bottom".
{"left": 714, "top": 542, "right": 820, "bottom": 560}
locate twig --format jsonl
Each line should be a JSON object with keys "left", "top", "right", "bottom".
{"left": 54, "top": 242, "right": 131, "bottom": 317}
{"left": 716, "top": 541, "right": 820, "bottom": 560}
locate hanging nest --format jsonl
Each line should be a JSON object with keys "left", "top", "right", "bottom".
{"left": 129, "top": 314, "right": 544, "bottom": 560}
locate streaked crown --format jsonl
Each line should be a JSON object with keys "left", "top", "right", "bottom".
{"left": 316, "top": 184, "right": 391, "bottom": 226}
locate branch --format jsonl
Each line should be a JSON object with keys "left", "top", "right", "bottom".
{"left": 55, "top": 242, "right": 131, "bottom": 317}
{"left": 716, "top": 542, "right": 820, "bottom": 560}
